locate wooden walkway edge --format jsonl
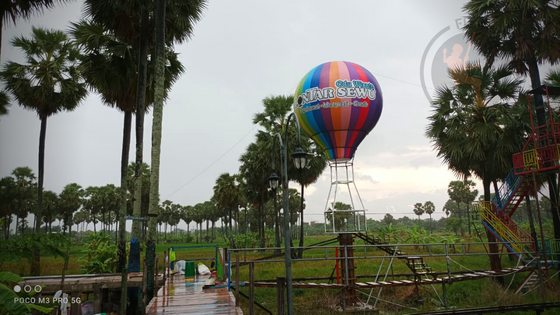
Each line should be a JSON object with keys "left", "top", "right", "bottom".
{"left": 146, "top": 273, "right": 242, "bottom": 315}
{"left": 250, "top": 265, "right": 531, "bottom": 289}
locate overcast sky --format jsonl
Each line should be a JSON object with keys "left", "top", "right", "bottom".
{"left": 1, "top": 0, "right": 480, "bottom": 226}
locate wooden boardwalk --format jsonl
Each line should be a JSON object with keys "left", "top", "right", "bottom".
{"left": 146, "top": 273, "right": 242, "bottom": 315}
{"left": 251, "top": 265, "right": 532, "bottom": 289}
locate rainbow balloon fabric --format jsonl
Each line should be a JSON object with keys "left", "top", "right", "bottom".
{"left": 294, "top": 61, "right": 383, "bottom": 161}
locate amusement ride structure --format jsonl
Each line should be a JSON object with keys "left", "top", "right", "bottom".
{"left": 475, "top": 85, "right": 560, "bottom": 280}
{"left": 286, "top": 62, "right": 560, "bottom": 309}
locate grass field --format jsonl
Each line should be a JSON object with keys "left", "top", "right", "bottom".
{"left": 1, "top": 233, "right": 559, "bottom": 314}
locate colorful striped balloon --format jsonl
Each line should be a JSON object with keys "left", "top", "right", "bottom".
{"left": 294, "top": 61, "right": 383, "bottom": 161}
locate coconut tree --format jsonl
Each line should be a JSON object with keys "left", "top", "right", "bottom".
{"left": 463, "top": 0, "right": 560, "bottom": 239}
{"left": 0, "top": 28, "right": 86, "bottom": 275}
{"left": 427, "top": 63, "right": 527, "bottom": 274}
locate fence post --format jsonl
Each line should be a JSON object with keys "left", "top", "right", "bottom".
{"left": 224, "top": 247, "right": 230, "bottom": 290}
{"left": 165, "top": 249, "right": 169, "bottom": 280}
{"left": 249, "top": 262, "right": 255, "bottom": 315}
{"left": 235, "top": 252, "right": 240, "bottom": 307}
{"left": 343, "top": 245, "right": 349, "bottom": 286}
{"left": 444, "top": 242, "right": 450, "bottom": 309}
{"left": 276, "top": 277, "right": 285, "bottom": 315}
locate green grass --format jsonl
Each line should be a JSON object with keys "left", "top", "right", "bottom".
{"left": 1, "top": 233, "right": 559, "bottom": 314}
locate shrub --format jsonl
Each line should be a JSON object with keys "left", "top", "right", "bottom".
{"left": 80, "top": 233, "right": 117, "bottom": 274}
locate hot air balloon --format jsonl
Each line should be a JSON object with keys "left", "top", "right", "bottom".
{"left": 293, "top": 61, "right": 383, "bottom": 234}
{"left": 294, "top": 61, "right": 383, "bottom": 161}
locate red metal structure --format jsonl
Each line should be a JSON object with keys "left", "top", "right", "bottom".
{"left": 477, "top": 85, "right": 560, "bottom": 257}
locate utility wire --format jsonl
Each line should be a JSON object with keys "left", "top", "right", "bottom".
{"left": 165, "top": 126, "right": 256, "bottom": 199}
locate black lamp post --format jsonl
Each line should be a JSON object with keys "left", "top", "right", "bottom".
{"left": 268, "top": 172, "right": 281, "bottom": 255}
{"left": 268, "top": 172, "right": 280, "bottom": 191}
{"left": 268, "top": 112, "right": 308, "bottom": 315}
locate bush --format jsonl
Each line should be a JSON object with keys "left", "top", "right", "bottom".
{"left": 80, "top": 233, "right": 117, "bottom": 273}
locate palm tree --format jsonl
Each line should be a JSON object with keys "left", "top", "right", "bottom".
{"left": 239, "top": 135, "right": 274, "bottom": 248}
{"left": 253, "top": 95, "right": 326, "bottom": 257}
{"left": 0, "top": 92, "right": 8, "bottom": 116}
{"left": 0, "top": 176, "right": 16, "bottom": 239}
{"left": 181, "top": 205, "right": 192, "bottom": 236}
{"left": 427, "top": 63, "right": 526, "bottom": 274}
{"left": 424, "top": 201, "right": 435, "bottom": 233}
{"left": 0, "top": 28, "right": 86, "bottom": 275}
{"left": 213, "top": 173, "right": 239, "bottom": 234}
{"left": 42, "top": 190, "right": 58, "bottom": 233}
{"left": 413, "top": 203, "right": 424, "bottom": 221}
{"left": 71, "top": 17, "right": 184, "bottom": 263}
{"left": 81, "top": 0, "right": 205, "bottom": 260}
{"left": 463, "top": 0, "right": 560, "bottom": 239}
{"left": 547, "top": 69, "right": 560, "bottom": 87}
{"left": 0, "top": 0, "right": 70, "bottom": 58}
{"left": 11, "top": 167, "right": 36, "bottom": 235}
{"left": 191, "top": 203, "right": 204, "bottom": 243}
{"left": 59, "top": 183, "right": 83, "bottom": 235}
{"left": 448, "top": 181, "right": 466, "bottom": 235}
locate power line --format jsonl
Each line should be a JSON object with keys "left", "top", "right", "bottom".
{"left": 165, "top": 126, "right": 256, "bottom": 199}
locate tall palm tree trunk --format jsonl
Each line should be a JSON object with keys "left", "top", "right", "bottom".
{"left": 145, "top": 0, "right": 166, "bottom": 304}
{"left": 483, "top": 179, "right": 502, "bottom": 283}
{"left": 206, "top": 220, "right": 209, "bottom": 240}
{"left": 129, "top": 8, "right": 150, "bottom": 277}
{"left": 527, "top": 57, "right": 560, "bottom": 240}
{"left": 118, "top": 111, "right": 132, "bottom": 314}
{"left": 31, "top": 115, "right": 47, "bottom": 276}
{"left": 228, "top": 208, "right": 232, "bottom": 232}
{"left": 129, "top": 14, "right": 150, "bottom": 313}
{"left": 3, "top": 216, "right": 9, "bottom": 240}
{"left": 0, "top": 14, "right": 3, "bottom": 60}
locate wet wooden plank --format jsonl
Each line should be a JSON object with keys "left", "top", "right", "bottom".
{"left": 146, "top": 274, "right": 241, "bottom": 315}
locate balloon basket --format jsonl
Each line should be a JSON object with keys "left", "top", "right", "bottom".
{"left": 323, "top": 159, "right": 367, "bottom": 234}
{"left": 325, "top": 209, "right": 367, "bottom": 233}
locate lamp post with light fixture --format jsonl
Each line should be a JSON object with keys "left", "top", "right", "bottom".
{"left": 268, "top": 112, "right": 308, "bottom": 315}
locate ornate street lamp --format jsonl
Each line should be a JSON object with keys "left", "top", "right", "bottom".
{"left": 268, "top": 172, "right": 280, "bottom": 191}
{"left": 268, "top": 112, "right": 307, "bottom": 315}
{"left": 291, "top": 147, "right": 308, "bottom": 170}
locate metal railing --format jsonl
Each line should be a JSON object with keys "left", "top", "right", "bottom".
{"left": 224, "top": 239, "right": 559, "bottom": 314}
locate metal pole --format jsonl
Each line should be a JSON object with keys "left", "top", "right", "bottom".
{"left": 276, "top": 277, "right": 285, "bottom": 315}
{"left": 235, "top": 253, "right": 240, "bottom": 307}
{"left": 282, "top": 138, "right": 294, "bottom": 315}
{"left": 249, "top": 262, "right": 255, "bottom": 315}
